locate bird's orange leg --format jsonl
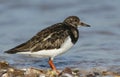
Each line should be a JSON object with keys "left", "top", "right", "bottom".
{"left": 48, "top": 58, "right": 59, "bottom": 74}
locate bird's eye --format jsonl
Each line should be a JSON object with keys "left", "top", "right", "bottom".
{"left": 75, "top": 19, "right": 78, "bottom": 22}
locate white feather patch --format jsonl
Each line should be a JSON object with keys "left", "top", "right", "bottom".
{"left": 18, "top": 36, "right": 74, "bottom": 58}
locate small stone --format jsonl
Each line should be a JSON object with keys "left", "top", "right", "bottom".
{"left": 0, "top": 61, "right": 9, "bottom": 69}
{"left": 6, "top": 68, "right": 24, "bottom": 77}
{"left": 94, "top": 72, "right": 99, "bottom": 76}
{"left": 1, "top": 73, "right": 9, "bottom": 77}
{"left": 46, "top": 70, "right": 58, "bottom": 77}
{"left": 114, "top": 76, "right": 120, "bottom": 77}
{"left": 59, "top": 67, "right": 73, "bottom": 77}
{"left": 61, "top": 73, "right": 73, "bottom": 77}
{"left": 86, "top": 73, "right": 95, "bottom": 77}
{"left": 25, "top": 68, "right": 44, "bottom": 77}
{"left": 72, "top": 69, "right": 80, "bottom": 76}
{"left": 62, "top": 67, "right": 72, "bottom": 74}
{"left": 39, "top": 74, "right": 46, "bottom": 77}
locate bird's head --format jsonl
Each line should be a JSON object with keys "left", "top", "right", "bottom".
{"left": 63, "top": 16, "right": 90, "bottom": 28}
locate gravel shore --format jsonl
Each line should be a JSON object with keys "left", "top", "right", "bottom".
{"left": 0, "top": 61, "right": 120, "bottom": 77}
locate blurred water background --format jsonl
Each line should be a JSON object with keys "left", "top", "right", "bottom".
{"left": 0, "top": 0, "right": 120, "bottom": 70}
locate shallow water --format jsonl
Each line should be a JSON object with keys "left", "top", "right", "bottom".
{"left": 0, "top": 0, "right": 120, "bottom": 70}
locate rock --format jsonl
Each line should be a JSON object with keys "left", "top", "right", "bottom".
{"left": 0, "top": 61, "right": 10, "bottom": 69}
{"left": 24, "top": 68, "right": 46, "bottom": 77}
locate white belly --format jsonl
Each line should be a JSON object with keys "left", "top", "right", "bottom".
{"left": 18, "top": 36, "right": 74, "bottom": 58}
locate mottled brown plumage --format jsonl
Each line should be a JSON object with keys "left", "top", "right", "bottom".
{"left": 5, "top": 23, "right": 79, "bottom": 53}
{"left": 5, "top": 16, "right": 90, "bottom": 54}
{"left": 5, "top": 16, "right": 90, "bottom": 73}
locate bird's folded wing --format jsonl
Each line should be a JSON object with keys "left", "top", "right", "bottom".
{"left": 5, "top": 23, "right": 70, "bottom": 53}
{"left": 30, "top": 25, "right": 69, "bottom": 52}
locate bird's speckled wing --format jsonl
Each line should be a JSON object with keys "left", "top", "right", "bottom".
{"left": 29, "top": 23, "right": 70, "bottom": 52}
{"left": 5, "top": 23, "right": 71, "bottom": 54}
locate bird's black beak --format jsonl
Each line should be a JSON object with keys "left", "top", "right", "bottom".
{"left": 79, "top": 22, "right": 91, "bottom": 27}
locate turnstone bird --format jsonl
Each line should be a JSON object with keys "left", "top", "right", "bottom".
{"left": 5, "top": 16, "right": 90, "bottom": 73}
